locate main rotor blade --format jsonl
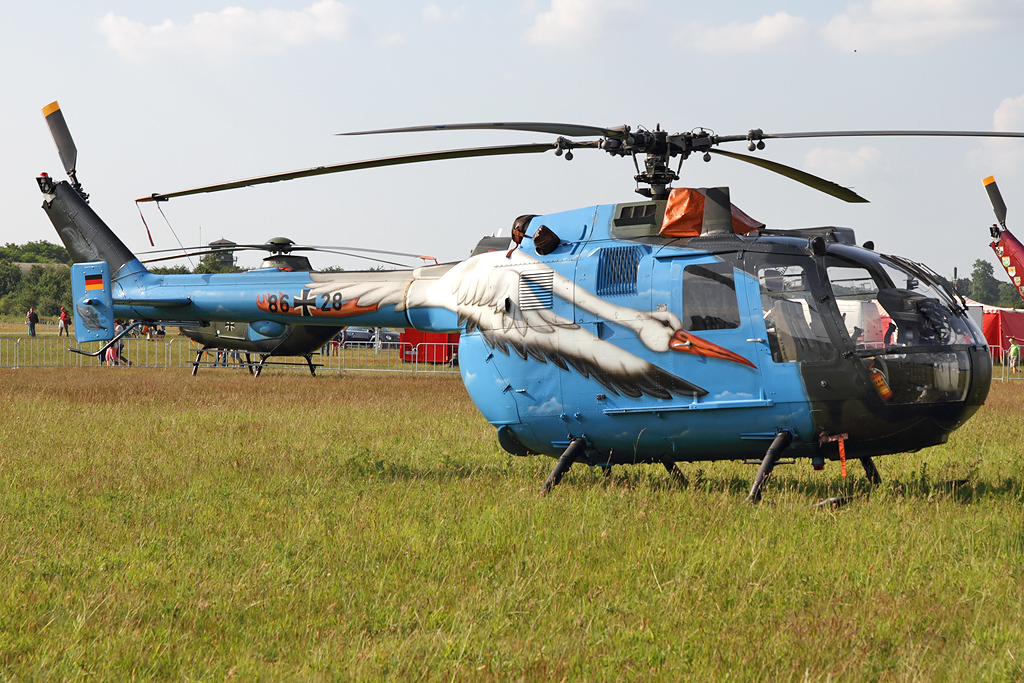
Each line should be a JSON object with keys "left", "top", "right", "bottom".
{"left": 340, "top": 122, "right": 626, "bottom": 138}
{"left": 135, "top": 243, "right": 276, "bottom": 255}
{"left": 42, "top": 101, "right": 78, "bottom": 179}
{"left": 136, "top": 243, "right": 426, "bottom": 259}
{"left": 984, "top": 176, "right": 1008, "bottom": 227}
{"left": 713, "top": 129, "right": 1024, "bottom": 144}
{"left": 139, "top": 143, "right": 556, "bottom": 202}
{"left": 297, "top": 245, "right": 428, "bottom": 259}
{"left": 141, "top": 248, "right": 414, "bottom": 269}
{"left": 709, "top": 148, "right": 868, "bottom": 203}
{"left": 137, "top": 242, "right": 423, "bottom": 259}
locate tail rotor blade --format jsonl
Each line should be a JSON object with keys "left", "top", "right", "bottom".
{"left": 984, "top": 176, "right": 1007, "bottom": 227}
{"left": 42, "top": 101, "right": 78, "bottom": 179}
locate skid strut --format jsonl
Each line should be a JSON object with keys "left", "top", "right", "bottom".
{"left": 540, "top": 438, "right": 586, "bottom": 494}
{"left": 746, "top": 431, "right": 794, "bottom": 504}
{"left": 860, "top": 456, "right": 882, "bottom": 485}
{"left": 662, "top": 459, "right": 688, "bottom": 486}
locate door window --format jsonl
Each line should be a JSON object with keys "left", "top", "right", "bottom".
{"left": 758, "top": 264, "right": 834, "bottom": 362}
{"left": 682, "top": 262, "right": 741, "bottom": 331}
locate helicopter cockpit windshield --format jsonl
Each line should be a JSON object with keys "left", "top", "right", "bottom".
{"left": 825, "top": 253, "right": 983, "bottom": 405}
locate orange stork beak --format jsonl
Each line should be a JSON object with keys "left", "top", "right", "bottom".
{"left": 668, "top": 329, "right": 757, "bottom": 368}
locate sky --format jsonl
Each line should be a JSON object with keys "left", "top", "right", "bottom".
{"left": 3, "top": 0, "right": 1024, "bottom": 278}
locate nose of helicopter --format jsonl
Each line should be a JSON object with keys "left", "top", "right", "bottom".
{"left": 668, "top": 329, "right": 757, "bottom": 368}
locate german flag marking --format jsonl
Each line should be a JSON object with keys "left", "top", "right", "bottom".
{"left": 84, "top": 274, "right": 104, "bottom": 290}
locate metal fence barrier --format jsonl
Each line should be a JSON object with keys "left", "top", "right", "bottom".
{"left": 0, "top": 336, "right": 460, "bottom": 375}
{"left": 993, "top": 345, "right": 1024, "bottom": 382}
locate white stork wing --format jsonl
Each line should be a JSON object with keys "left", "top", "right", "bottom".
{"left": 426, "top": 252, "right": 707, "bottom": 399}
{"left": 306, "top": 268, "right": 426, "bottom": 310}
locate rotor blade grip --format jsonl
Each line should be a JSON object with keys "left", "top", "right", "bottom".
{"left": 42, "top": 101, "right": 78, "bottom": 177}
{"left": 984, "top": 176, "right": 1007, "bottom": 226}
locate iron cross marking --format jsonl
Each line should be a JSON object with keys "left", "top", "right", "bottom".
{"left": 293, "top": 289, "right": 317, "bottom": 317}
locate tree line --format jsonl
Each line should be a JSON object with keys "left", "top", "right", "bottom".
{"left": 954, "top": 259, "right": 1024, "bottom": 309}
{"left": 0, "top": 242, "right": 73, "bottom": 317}
{"left": 0, "top": 242, "right": 244, "bottom": 318}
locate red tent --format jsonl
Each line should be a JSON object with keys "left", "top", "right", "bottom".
{"left": 979, "top": 303, "right": 1024, "bottom": 358}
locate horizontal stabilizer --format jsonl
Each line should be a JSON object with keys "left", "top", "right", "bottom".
{"left": 114, "top": 297, "right": 192, "bottom": 308}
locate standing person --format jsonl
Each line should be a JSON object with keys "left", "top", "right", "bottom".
{"left": 106, "top": 320, "right": 123, "bottom": 365}
{"left": 1010, "top": 337, "right": 1021, "bottom": 375}
{"left": 25, "top": 307, "right": 38, "bottom": 337}
{"left": 107, "top": 320, "right": 131, "bottom": 366}
{"left": 57, "top": 306, "right": 71, "bottom": 337}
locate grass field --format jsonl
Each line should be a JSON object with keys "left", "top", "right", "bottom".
{"left": 2, "top": 368, "right": 1023, "bottom": 681}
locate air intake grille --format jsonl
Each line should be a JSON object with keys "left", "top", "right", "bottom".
{"left": 519, "top": 271, "right": 554, "bottom": 310}
{"left": 615, "top": 203, "right": 658, "bottom": 226}
{"left": 597, "top": 246, "right": 643, "bottom": 296}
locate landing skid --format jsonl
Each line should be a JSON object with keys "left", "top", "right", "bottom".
{"left": 537, "top": 434, "right": 880, "bottom": 505}
{"left": 192, "top": 348, "right": 254, "bottom": 376}
{"left": 252, "top": 353, "right": 318, "bottom": 378}
{"left": 192, "top": 350, "right": 319, "bottom": 378}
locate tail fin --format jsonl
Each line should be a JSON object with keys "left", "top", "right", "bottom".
{"left": 70, "top": 261, "right": 115, "bottom": 343}
{"left": 38, "top": 176, "right": 144, "bottom": 277}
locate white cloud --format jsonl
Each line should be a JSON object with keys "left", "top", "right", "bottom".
{"left": 422, "top": 3, "right": 466, "bottom": 23}
{"left": 523, "top": 0, "right": 639, "bottom": 48}
{"left": 97, "top": 1, "right": 355, "bottom": 61}
{"left": 994, "top": 94, "right": 1024, "bottom": 132}
{"left": 969, "top": 94, "right": 1024, "bottom": 174}
{"left": 686, "top": 13, "right": 812, "bottom": 53}
{"left": 821, "top": 0, "right": 1011, "bottom": 55}
{"left": 376, "top": 33, "right": 406, "bottom": 47}
{"left": 803, "top": 146, "right": 888, "bottom": 179}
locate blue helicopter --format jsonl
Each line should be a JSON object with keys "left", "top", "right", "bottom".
{"left": 40, "top": 102, "right": 1024, "bottom": 502}
{"left": 142, "top": 237, "right": 427, "bottom": 377}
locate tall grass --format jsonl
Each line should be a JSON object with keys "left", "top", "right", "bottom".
{"left": 1, "top": 368, "right": 1022, "bottom": 681}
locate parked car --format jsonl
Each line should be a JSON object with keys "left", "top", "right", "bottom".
{"left": 338, "top": 327, "right": 402, "bottom": 348}
{"left": 374, "top": 329, "right": 402, "bottom": 347}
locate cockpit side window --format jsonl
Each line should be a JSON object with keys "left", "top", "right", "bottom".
{"left": 758, "top": 264, "right": 834, "bottom": 362}
{"left": 827, "top": 257, "right": 977, "bottom": 350}
{"left": 825, "top": 256, "right": 974, "bottom": 404}
{"left": 826, "top": 265, "right": 887, "bottom": 350}
{"left": 683, "top": 262, "right": 741, "bottom": 331}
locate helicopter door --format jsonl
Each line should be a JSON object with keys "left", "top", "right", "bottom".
{"left": 653, "top": 257, "right": 771, "bottom": 409}
{"left": 746, "top": 261, "right": 838, "bottom": 422}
